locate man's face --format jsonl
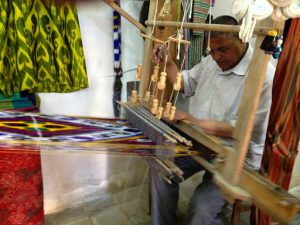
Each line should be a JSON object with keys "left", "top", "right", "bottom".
{"left": 210, "top": 35, "right": 246, "bottom": 71}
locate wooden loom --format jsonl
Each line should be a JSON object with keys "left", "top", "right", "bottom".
{"left": 103, "top": 0, "right": 300, "bottom": 224}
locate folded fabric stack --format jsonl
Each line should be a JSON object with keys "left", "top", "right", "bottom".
{"left": 0, "top": 91, "right": 39, "bottom": 112}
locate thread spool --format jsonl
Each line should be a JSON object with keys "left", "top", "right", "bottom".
{"left": 136, "top": 63, "right": 142, "bottom": 80}
{"left": 169, "top": 106, "right": 176, "bottom": 121}
{"left": 138, "top": 95, "right": 143, "bottom": 104}
{"left": 151, "top": 98, "right": 159, "bottom": 115}
{"left": 174, "top": 72, "right": 182, "bottom": 91}
{"left": 151, "top": 65, "right": 159, "bottom": 82}
{"left": 156, "top": 106, "right": 164, "bottom": 119}
{"left": 144, "top": 91, "right": 151, "bottom": 103}
{"left": 131, "top": 90, "right": 138, "bottom": 103}
{"left": 164, "top": 102, "right": 172, "bottom": 118}
{"left": 157, "top": 71, "right": 167, "bottom": 90}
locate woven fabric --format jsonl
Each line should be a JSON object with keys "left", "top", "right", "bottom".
{"left": 0, "top": 91, "right": 38, "bottom": 112}
{"left": 251, "top": 18, "right": 300, "bottom": 225}
{"left": 188, "top": 0, "right": 210, "bottom": 68}
{"left": 188, "top": 33, "right": 203, "bottom": 69}
{"left": 0, "top": 150, "right": 44, "bottom": 225}
{"left": 0, "top": 112, "right": 149, "bottom": 143}
{"left": 0, "top": 0, "right": 87, "bottom": 97}
{"left": 192, "top": 0, "right": 210, "bottom": 35}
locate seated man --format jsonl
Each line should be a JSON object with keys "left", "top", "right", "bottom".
{"left": 151, "top": 15, "right": 275, "bottom": 225}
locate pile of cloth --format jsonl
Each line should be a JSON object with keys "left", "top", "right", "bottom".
{"left": 0, "top": 91, "right": 39, "bottom": 112}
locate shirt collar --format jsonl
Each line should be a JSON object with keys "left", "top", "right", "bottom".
{"left": 217, "top": 44, "right": 253, "bottom": 76}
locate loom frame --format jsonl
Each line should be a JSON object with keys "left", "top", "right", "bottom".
{"left": 103, "top": 0, "right": 300, "bottom": 224}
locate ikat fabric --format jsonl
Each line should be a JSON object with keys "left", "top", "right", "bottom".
{"left": 0, "top": 111, "right": 151, "bottom": 143}
{"left": 0, "top": 0, "right": 88, "bottom": 97}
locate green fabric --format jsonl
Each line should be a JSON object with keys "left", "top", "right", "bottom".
{"left": 0, "top": 91, "right": 36, "bottom": 110}
{"left": 0, "top": 0, "right": 88, "bottom": 97}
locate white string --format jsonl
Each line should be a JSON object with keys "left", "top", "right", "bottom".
{"left": 150, "top": 0, "right": 159, "bottom": 37}
{"left": 206, "top": 0, "right": 212, "bottom": 54}
{"left": 189, "top": 0, "right": 194, "bottom": 20}
{"left": 177, "top": 0, "right": 193, "bottom": 59}
{"left": 180, "top": 0, "right": 193, "bottom": 31}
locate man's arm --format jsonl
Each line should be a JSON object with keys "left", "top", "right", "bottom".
{"left": 175, "top": 111, "right": 234, "bottom": 138}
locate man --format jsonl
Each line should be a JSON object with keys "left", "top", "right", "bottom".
{"left": 151, "top": 16, "right": 275, "bottom": 225}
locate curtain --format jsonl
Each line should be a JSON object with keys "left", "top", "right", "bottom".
{"left": 251, "top": 18, "right": 300, "bottom": 225}
{"left": 0, "top": 0, "right": 88, "bottom": 97}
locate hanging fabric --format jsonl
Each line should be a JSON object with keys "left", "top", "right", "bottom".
{"left": 251, "top": 18, "right": 300, "bottom": 225}
{"left": 188, "top": 0, "right": 210, "bottom": 69}
{"left": 0, "top": 0, "right": 88, "bottom": 97}
{"left": 112, "top": 0, "right": 122, "bottom": 117}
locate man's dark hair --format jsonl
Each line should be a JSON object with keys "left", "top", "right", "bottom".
{"left": 210, "top": 15, "right": 240, "bottom": 39}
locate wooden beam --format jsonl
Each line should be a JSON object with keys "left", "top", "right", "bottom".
{"left": 146, "top": 20, "right": 271, "bottom": 35}
{"left": 172, "top": 120, "right": 231, "bottom": 157}
{"left": 103, "top": 0, "right": 147, "bottom": 33}
{"left": 192, "top": 155, "right": 300, "bottom": 225}
{"left": 223, "top": 35, "right": 270, "bottom": 184}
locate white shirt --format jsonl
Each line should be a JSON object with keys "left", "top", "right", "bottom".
{"left": 182, "top": 45, "right": 275, "bottom": 170}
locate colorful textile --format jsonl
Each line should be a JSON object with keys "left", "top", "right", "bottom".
{"left": 0, "top": 91, "right": 39, "bottom": 112}
{"left": 0, "top": 112, "right": 148, "bottom": 142}
{"left": 0, "top": 111, "right": 179, "bottom": 224}
{"left": 251, "top": 18, "right": 300, "bottom": 225}
{"left": 0, "top": 149, "right": 43, "bottom": 225}
{"left": 0, "top": 0, "right": 87, "bottom": 97}
{"left": 0, "top": 111, "right": 179, "bottom": 158}
{"left": 113, "top": 1, "right": 122, "bottom": 117}
{"left": 188, "top": 0, "right": 210, "bottom": 68}
{"left": 192, "top": 0, "right": 210, "bottom": 35}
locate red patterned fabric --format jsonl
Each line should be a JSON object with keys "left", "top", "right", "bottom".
{"left": 0, "top": 149, "right": 44, "bottom": 225}
{"left": 251, "top": 18, "right": 300, "bottom": 225}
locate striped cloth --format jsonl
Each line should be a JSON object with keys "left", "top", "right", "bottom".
{"left": 188, "top": 0, "right": 210, "bottom": 69}
{"left": 251, "top": 18, "right": 300, "bottom": 225}
{"left": 192, "top": 0, "right": 210, "bottom": 35}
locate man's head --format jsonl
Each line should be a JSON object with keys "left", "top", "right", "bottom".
{"left": 209, "top": 16, "right": 247, "bottom": 71}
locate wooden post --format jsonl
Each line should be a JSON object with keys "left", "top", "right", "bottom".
{"left": 139, "top": 0, "right": 156, "bottom": 96}
{"left": 222, "top": 34, "right": 270, "bottom": 184}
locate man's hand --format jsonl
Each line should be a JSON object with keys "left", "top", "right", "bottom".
{"left": 173, "top": 110, "right": 191, "bottom": 121}
{"left": 152, "top": 44, "right": 171, "bottom": 65}
{"left": 171, "top": 110, "right": 234, "bottom": 138}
